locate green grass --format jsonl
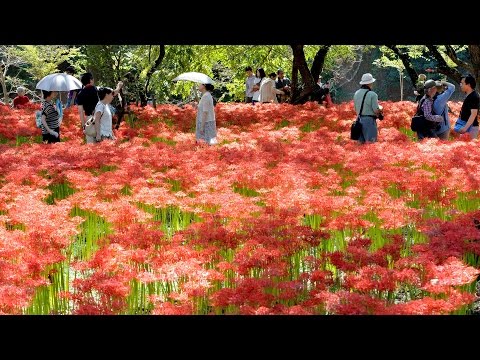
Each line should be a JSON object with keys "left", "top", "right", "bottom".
{"left": 398, "top": 127, "right": 418, "bottom": 141}
{"left": 151, "top": 137, "right": 177, "bottom": 146}
{"left": 70, "top": 206, "right": 114, "bottom": 260}
{"left": 232, "top": 183, "right": 261, "bottom": 197}
{"left": 454, "top": 191, "right": 480, "bottom": 213}
{"left": 44, "top": 181, "right": 77, "bottom": 205}
{"left": 89, "top": 164, "right": 118, "bottom": 176}
{"left": 300, "top": 119, "right": 323, "bottom": 133}
{"left": 5, "top": 221, "right": 26, "bottom": 231}
{"left": 165, "top": 178, "right": 183, "bottom": 192}
{"left": 120, "top": 184, "right": 133, "bottom": 196}
{"left": 24, "top": 207, "right": 113, "bottom": 314}
{"left": 136, "top": 203, "right": 201, "bottom": 236}
{"left": 16, "top": 135, "right": 43, "bottom": 146}
{"left": 274, "top": 119, "right": 290, "bottom": 130}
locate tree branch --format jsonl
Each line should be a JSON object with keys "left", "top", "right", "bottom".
{"left": 444, "top": 45, "right": 473, "bottom": 72}
{"left": 386, "top": 45, "right": 419, "bottom": 86}
{"left": 260, "top": 46, "right": 274, "bottom": 66}
{"left": 143, "top": 45, "right": 165, "bottom": 106}
{"left": 426, "top": 45, "right": 463, "bottom": 84}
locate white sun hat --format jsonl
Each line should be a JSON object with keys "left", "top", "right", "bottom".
{"left": 359, "top": 73, "right": 376, "bottom": 85}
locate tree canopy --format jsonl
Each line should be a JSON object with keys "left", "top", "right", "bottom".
{"left": 1, "top": 45, "right": 478, "bottom": 105}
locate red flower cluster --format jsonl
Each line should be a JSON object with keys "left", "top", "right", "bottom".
{"left": 0, "top": 101, "right": 478, "bottom": 315}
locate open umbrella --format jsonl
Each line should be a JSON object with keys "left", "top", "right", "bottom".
{"left": 172, "top": 72, "right": 215, "bottom": 84}
{"left": 36, "top": 73, "right": 82, "bottom": 92}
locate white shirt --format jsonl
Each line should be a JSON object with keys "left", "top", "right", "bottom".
{"left": 94, "top": 101, "right": 113, "bottom": 137}
{"left": 246, "top": 75, "right": 256, "bottom": 98}
{"left": 258, "top": 77, "right": 282, "bottom": 103}
{"left": 197, "top": 91, "right": 215, "bottom": 123}
{"left": 252, "top": 78, "right": 262, "bottom": 102}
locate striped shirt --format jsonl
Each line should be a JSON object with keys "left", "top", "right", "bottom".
{"left": 40, "top": 100, "right": 60, "bottom": 134}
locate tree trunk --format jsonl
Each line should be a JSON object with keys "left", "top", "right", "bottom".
{"left": 387, "top": 45, "right": 419, "bottom": 86}
{"left": 0, "top": 70, "right": 8, "bottom": 103}
{"left": 468, "top": 45, "right": 480, "bottom": 88}
{"left": 142, "top": 45, "right": 165, "bottom": 107}
{"left": 311, "top": 45, "right": 330, "bottom": 83}
{"left": 290, "top": 57, "right": 299, "bottom": 101}
{"left": 290, "top": 45, "right": 329, "bottom": 104}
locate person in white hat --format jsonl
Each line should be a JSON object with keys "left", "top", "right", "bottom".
{"left": 353, "top": 73, "right": 384, "bottom": 143}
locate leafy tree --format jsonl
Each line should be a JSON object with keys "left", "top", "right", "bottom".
{"left": 289, "top": 45, "right": 360, "bottom": 104}
{"left": 71, "top": 45, "right": 366, "bottom": 106}
{"left": 14, "top": 45, "right": 82, "bottom": 80}
{"left": 0, "top": 46, "right": 26, "bottom": 103}
{"left": 379, "top": 45, "right": 480, "bottom": 89}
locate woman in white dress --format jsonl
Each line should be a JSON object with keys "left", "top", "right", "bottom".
{"left": 196, "top": 83, "right": 217, "bottom": 145}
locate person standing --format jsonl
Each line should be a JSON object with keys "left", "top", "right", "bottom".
{"left": 416, "top": 80, "right": 443, "bottom": 140}
{"left": 40, "top": 90, "right": 61, "bottom": 144}
{"left": 251, "top": 68, "right": 265, "bottom": 104}
{"left": 76, "top": 72, "right": 122, "bottom": 143}
{"left": 245, "top": 66, "right": 256, "bottom": 103}
{"left": 275, "top": 69, "right": 291, "bottom": 103}
{"left": 432, "top": 80, "right": 455, "bottom": 140}
{"left": 12, "top": 86, "right": 29, "bottom": 108}
{"left": 65, "top": 66, "right": 79, "bottom": 108}
{"left": 414, "top": 73, "right": 427, "bottom": 102}
{"left": 196, "top": 83, "right": 217, "bottom": 145}
{"left": 259, "top": 72, "right": 284, "bottom": 103}
{"left": 77, "top": 72, "right": 99, "bottom": 139}
{"left": 457, "top": 74, "right": 479, "bottom": 139}
{"left": 93, "top": 87, "right": 116, "bottom": 142}
{"left": 353, "top": 73, "right": 384, "bottom": 143}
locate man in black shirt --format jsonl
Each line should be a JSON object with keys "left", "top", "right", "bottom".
{"left": 458, "top": 74, "right": 479, "bottom": 139}
{"left": 76, "top": 72, "right": 100, "bottom": 129}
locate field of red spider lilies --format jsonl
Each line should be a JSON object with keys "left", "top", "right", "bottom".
{"left": 1, "top": 100, "right": 480, "bottom": 315}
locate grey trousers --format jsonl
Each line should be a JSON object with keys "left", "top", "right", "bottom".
{"left": 358, "top": 116, "right": 378, "bottom": 143}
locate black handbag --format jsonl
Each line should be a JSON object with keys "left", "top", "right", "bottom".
{"left": 350, "top": 89, "right": 370, "bottom": 140}
{"left": 411, "top": 113, "right": 426, "bottom": 132}
{"left": 351, "top": 118, "right": 363, "bottom": 140}
{"left": 411, "top": 97, "right": 442, "bottom": 133}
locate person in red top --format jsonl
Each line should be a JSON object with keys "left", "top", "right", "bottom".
{"left": 13, "top": 86, "right": 29, "bottom": 108}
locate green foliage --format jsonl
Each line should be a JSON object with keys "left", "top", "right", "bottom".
{"left": 14, "top": 46, "right": 82, "bottom": 80}
{"left": 1, "top": 44, "right": 384, "bottom": 104}
{"left": 81, "top": 45, "right": 135, "bottom": 86}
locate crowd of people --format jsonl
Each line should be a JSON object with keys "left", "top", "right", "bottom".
{"left": 352, "top": 72, "right": 480, "bottom": 144}
{"left": 245, "top": 67, "right": 287, "bottom": 104}
{"left": 4, "top": 66, "right": 479, "bottom": 146}
{"left": 5, "top": 68, "right": 216, "bottom": 146}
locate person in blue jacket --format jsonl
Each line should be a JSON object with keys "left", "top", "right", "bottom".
{"left": 432, "top": 80, "right": 455, "bottom": 140}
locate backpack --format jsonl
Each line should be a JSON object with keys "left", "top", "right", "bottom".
{"left": 410, "top": 96, "right": 441, "bottom": 133}
{"left": 35, "top": 110, "right": 43, "bottom": 128}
